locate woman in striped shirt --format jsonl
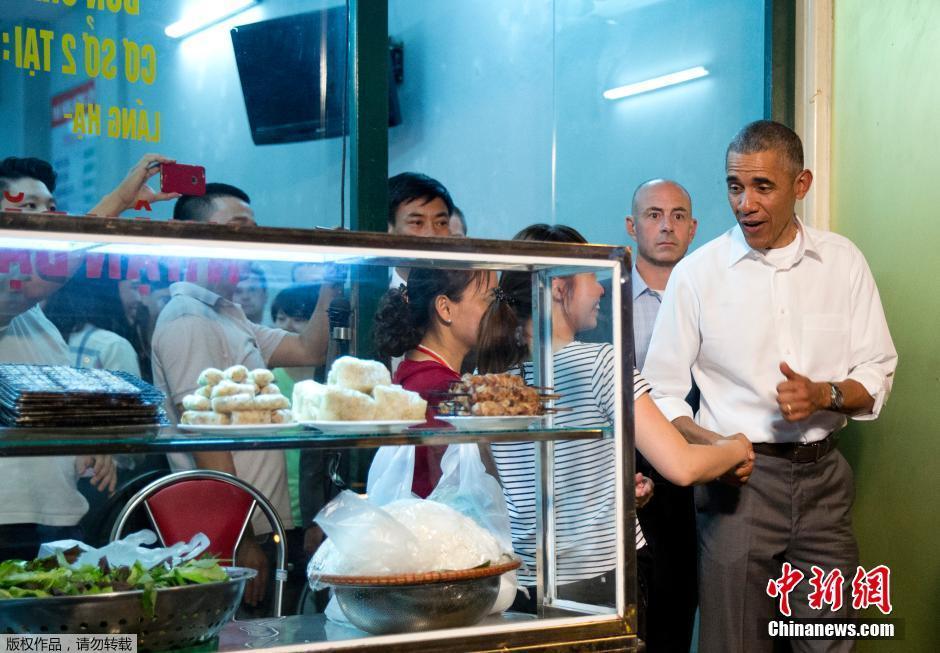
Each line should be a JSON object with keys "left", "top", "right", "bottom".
{"left": 477, "top": 224, "right": 751, "bottom": 618}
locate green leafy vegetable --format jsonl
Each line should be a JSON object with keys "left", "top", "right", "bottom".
{"left": 0, "top": 555, "right": 228, "bottom": 616}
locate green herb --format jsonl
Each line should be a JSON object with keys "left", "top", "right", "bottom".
{"left": 0, "top": 556, "right": 227, "bottom": 617}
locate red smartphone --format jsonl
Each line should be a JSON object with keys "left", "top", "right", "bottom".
{"left": 160, "top": 162, "right": 206, "bottom": 196}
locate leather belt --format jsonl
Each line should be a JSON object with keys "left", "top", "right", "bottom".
{"left": 752, "top": 432, "right": 839, "bottom": 464}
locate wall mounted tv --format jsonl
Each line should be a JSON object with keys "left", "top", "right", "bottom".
{"left": 231, "top": 8, "right": 401, "bottom": 145}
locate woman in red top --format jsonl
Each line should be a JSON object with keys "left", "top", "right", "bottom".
{"left": 373, "top": 268, "right": 495, "bottom": 497}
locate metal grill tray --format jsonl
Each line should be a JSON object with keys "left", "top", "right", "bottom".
{"left": 0, "top": 567, "right": 255, "bottom": 652}
{"left": 0, "top": 365, "right": 167, "bottom": 427}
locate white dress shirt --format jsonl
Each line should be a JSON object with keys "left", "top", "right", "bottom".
{"left": 643, "top": 218, "right": 897, "bottom": 444}
{"left": 0, "top": 307, "right": 89, "bottom": 526}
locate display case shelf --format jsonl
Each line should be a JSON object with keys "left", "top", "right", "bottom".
{"left": 216, "top": 613, "right": 633, "bottom": 653}
{"left": 0, "top": 425, "right": 610, "bottom": 457}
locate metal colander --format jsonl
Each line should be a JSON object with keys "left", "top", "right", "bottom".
{"left": 0, "top": 567, "right": 255, "bottom": 652}
{"left": 318, "top": 558, "right": 522, "bottom": 635}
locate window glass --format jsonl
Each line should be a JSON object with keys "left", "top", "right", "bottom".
{"left": 388, "top": 0, "right": 765, "bottom": 247}
{"left": 1, "top": 0, "right": 349, "bottom": 228}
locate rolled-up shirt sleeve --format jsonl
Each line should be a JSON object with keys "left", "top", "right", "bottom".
{"left": 845, "top": 252, "right": 898, "bottom": 420}
{"left": 641, "top": 263, "right": 701, "bottom": 422}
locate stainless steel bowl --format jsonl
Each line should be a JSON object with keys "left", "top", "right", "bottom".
{"left": 332, "top": 574, "right": 502, "bottom": 635}
{"left": 0, "top": 567, "right": 256, "bottom": 652}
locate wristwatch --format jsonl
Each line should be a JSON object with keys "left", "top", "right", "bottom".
{"left": 828, "top": 382, "right": 844, "bottom": 411}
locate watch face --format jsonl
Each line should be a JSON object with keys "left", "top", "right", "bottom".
{"left": 830, "top": 383, "right": 844, "bottom": 410}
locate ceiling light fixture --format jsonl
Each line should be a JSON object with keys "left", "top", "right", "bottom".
{"left": 165, "top": 0, "right": 260, "bottom": 39}
{"left": 603, "top": 65, "right": 709, "bottom": 101}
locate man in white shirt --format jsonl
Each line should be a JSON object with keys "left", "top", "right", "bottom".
{"left": 643, "top": 120, "right": 897, "bottom": 653}
{"left": 625, "top": 179, "right": 699, "bottom": 652}
{"left": 151, "top": 253, "right": 335, "bottom": 612}
{"left": 0, "top": 248, "right": 116, "bottom": 560}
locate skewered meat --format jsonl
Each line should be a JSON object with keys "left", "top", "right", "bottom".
{"left": 446, "top": 373, "right": 544, "bottom": 416}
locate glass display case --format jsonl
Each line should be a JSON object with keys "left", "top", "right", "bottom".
{"left": 0, "top": 212, "right": 637, "bottom": 652}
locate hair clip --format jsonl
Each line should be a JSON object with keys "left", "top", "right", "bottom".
{"left": 398, "top": 283, "right": 409, "bottom": 303}
{"left": 491, "top": 286, "right": 514, "bottom": 306}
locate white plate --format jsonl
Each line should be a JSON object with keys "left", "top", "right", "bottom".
{"left": 436, "top": 415, "right": 544, "bottom": 431}
{"left": 299, "top": 419, "right": 426, "bottom": 434}
{"left": 178, "top": 422, "right": 301, "bottom": 434}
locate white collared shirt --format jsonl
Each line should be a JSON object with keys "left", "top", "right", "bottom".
{"left": 151, "top": 282, "right": 293, "bottom": 532}
{"left": 643, "top": 218, "right": 897, "bottom": 444}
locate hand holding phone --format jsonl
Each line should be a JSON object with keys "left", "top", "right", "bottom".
{"left": 160, "top": 162, "right": 206, "bottom": 197}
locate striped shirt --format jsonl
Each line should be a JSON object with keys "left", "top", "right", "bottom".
{"left": 491, "top": 341, "right": 650, "bottom": 585}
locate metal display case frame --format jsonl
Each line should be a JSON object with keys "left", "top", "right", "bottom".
{"left": 0, "top": 212, "right": 637, "bottom": 652}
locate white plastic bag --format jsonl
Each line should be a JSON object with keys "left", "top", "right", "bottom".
{"left": 365, "top": 445, "right": 415, "bottom": 505}
{"left": 38, "top": 530, "right": 210, "bottom": 570}
{"left": 308, "top": 490, "right": 422, "bottom": 577}
{"left": 429, "top": 444, "right": 513, "bottom": 552}
{"left": 428, "top": 444, "right": 518, "bottom": 612}
{"left": 315, "top": 443, "right": 520, "bottom": 620}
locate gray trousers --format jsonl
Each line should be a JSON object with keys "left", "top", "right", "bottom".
{"left": 695, "top": 449, "right": 859, "bottom": 653}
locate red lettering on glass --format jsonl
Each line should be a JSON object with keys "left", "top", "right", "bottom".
{"left": 126, "top": 256, "right": 160, "bottom": 283}
{"left": 0, "top": 250, "right": 32, "bottom": 275}
{"left": 36, "top": 251, "right": 69, "bottom": 278}
{"left": 165, "top": 258, "right": 183, "bottom": 282}
{"left": 85, "top": 253, "right": 106, "bottom": 279}
{"left": 109, "top": 254, "right": 123, "bottom": 280}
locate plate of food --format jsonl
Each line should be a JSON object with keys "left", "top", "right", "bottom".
{"left": 434, "top": 415, "right": 545, "bottom": 432}
{"left": 432, "top": 373, "right": 557, "bottom": 431}
{"left": 299, "top": 419, "right": 426, "bottom": 434}
{"left": 178, "top": 422, "right": 300, "bottom": 434}
{"left": 178, "top": 365, "right": 297, "bottom": 433}
{"left": 292, "top": 357, "right": 428, "bottom": 426}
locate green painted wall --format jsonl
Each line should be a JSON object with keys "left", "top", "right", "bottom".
{"left": 832, "top": 2, "right": 940, "bottom": 650}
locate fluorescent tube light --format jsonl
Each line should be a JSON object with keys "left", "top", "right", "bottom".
{"left": 90, "top": 242, "right": 333, "bottom": 264}
{"left": 0, "top": 238, "right": 92, "bottom": 252}
{"left": 165, "top": 0, "right": 260, "bottom": 39}
{"left": 603, "top": 66, "right": 709, "bottom": 101}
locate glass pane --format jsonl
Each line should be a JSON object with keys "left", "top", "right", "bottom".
{"left": 0, "top": 0, "right": 350, "bottom": 228}
{"left": 388, "top": 0, "right": 555, "bottom": 239}
{"left": 0, "top": 225, "right": 624, "bottom": 634}
{"left": 554, "top": 0, "right": 767, "bottom": 247}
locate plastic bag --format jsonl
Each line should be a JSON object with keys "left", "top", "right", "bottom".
{"left": 38, "top": 529, "right": 210, "bottom": 570}
{"left": 308, "top": 490, "right": 422, "bottom": 577}
{"left": 428, "top": 444, "right": 518, "bottom": 612}
{"left": 308, "top": 491, "right": 502, "bottom": 580}
{"left": 429, "top": 444, "right": 513, "bottom": 552}
{"left": 369, "top": 443, "right": 515, "bottom": 556}
{"left": 365, "top": 445, "right": 416, "bottom": 505}
{"left": 314, "top": 443, "right": 520, "bottom": 619}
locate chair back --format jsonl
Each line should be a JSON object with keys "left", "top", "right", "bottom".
{"left": 110, "top": 470, "right": 287, "bottom": 617}
{"left": 144, "top": 479, "right": 256, "bottom": 564}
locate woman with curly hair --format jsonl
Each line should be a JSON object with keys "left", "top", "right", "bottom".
{"left": 372, "top": 267, "right": 496, "bottom": 497}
